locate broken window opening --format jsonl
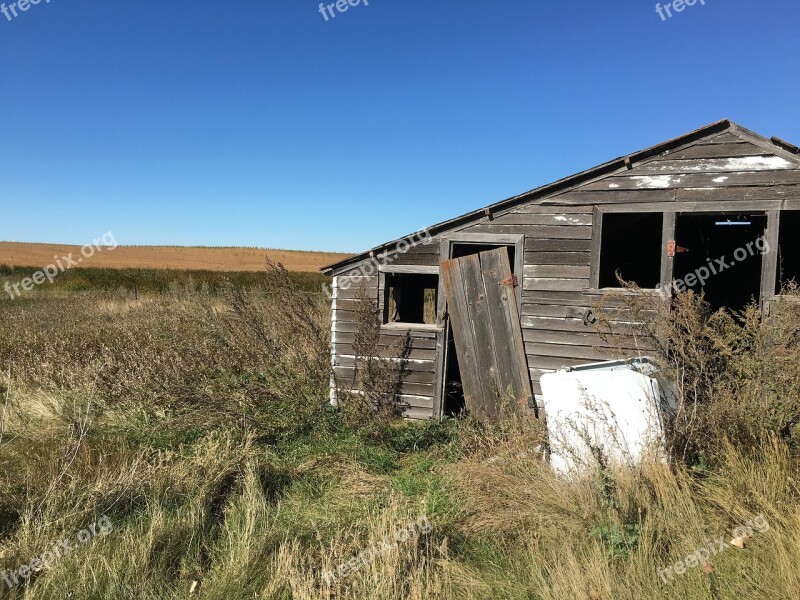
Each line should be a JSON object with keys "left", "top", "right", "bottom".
{"left": 384, "top": 273, "right": 438, "bottom": 325}
{"left": 598, "top": 213, "right": 663, "bottom": 289}
{"left": 674, "top": 213, "right": 767, "bottom": 312}
{"left": 777, "top": 211, "right": 800, "bottom": 293}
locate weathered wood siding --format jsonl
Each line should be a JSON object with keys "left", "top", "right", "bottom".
{"left": 330, "top": 265, "right": 440, "bottom": 420}
{"left": 329, "top": 128, "right": 800, "bottom": 417}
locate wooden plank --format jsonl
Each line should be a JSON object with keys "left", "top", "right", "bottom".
{"left": 440, "top": 257, "right": 486, "bottom": 420}
{"left": 589, "top": 206, "right": 602, "bottom": 289}
{"left": 521, "top": 290, "right": 593, "bottom": 306}
{"left": 660, "top": 211, "right": 676, "bottom": 292}
{"left": 525, "top": 238, "right": 591, "bottom": 252}
{"left": 398, "top": 395, "right": 435, "bottom": 409}
{"left": 710, "top": 132, "right": 744, "bottom": 143}
{"left": 333, "top": 319, "right": 440, "bottom": 335}
{"left": 660, "top": 142, "right": 767, "bottom": 160}
{"left": 333, "top": 366, "right": 435, "bottom": 385}
{"left": 521, "top": 315, "right": 639, "bottom": 333}
{"left": 523, "top": 278, "right": 588, "bottom": 292}
{"left": 464, "top": 224, "right": 592, "bottom": 239}
{"left": 480, "top": 248, "right": 533, "bottom": 413}
{"left": 337, "top": 286, "right": 379, "bottom": 300}
{"left": 509, "top": 205, "right": 597, "bottom": 215}
{"left": 334, "top": 355, "right": 437, "bottom": 373}
{"left": 378, "top": 265, "right": 439, "bottom": 274}
{"left": 459, "top": 253, "right": 502, "bottom": 420}
{"left": 378, "top": 324, "right": 439, "bottom": 338}
{"left": 525, "top": 342, "right": 622, "bottom": 361}
{"left": 524, "top": 264, "right": 591, "bottom": 279}
{"left": 522, "top": 316, "right": 592, "bottom": 332}
{"left": 334, "top": 299, "right": 377, "bottom": 312}
{"left": 676, "top": 187, "right": 800, "bottom": 204}
{"left": 761, "top": 210, "right": 781, "bottom": 306}
{"left": 622, "top": 156, "right": 795, "bottom": 175}
{"left": 526, "top": 355, "right": 606, "bottom": 371}
{"left": 332, "top": 389, "right": 434, "bottom": 409}
{"left": 580, "top": 170, "right": 800, "bottom": 192}
{"left": 403, "top": 406, "right": 435, "bottom": 420}
{"left": 334, "top": 344, "right": 438, "bottom": 361}
{"left": 494, "top": 213, "right": 593, "bottom": 226}
{"left": 337, "top": 274, "right": 379, "bottom": 286}
{"left": 523, "top": 328, "right": 650, "bottom": 350}
{"left": 332, "top": 331, "right": 439, "bottom": 347}
{"left": 523, "top": 251, "right": 591, "bottom": 266}
{"left": 521, "top": 304, "right": 579, "bottom": 319}
{"left": 545, "top": 189, "right": 676, "bottom": 205}
{"left": 388, "top": 249, "right": 440, "bottom": 267}
{"left": 598, "top": 200, "right": 783, "bottom": 213}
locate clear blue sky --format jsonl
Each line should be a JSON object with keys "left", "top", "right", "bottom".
{"left": 1, "top": 0, "right": 798, "bottom": 252}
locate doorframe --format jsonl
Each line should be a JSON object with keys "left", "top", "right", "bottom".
{"left": 432, "top": 233, "right": 525, "bottom": 417}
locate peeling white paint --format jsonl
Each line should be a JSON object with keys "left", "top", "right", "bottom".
{"left": 630, "top": 175, "right": 683, "bottom": 189}
{"left": 724, "top": 156, "right": 792, "bottom": 170}
{"left": 552, "top": 215, "right": 585, "bottom": 224}
{"left": 712, "top": 176, "right": 729, "bottom": 183}
{"left": 608, "top": 183, "right": 620, "bottom": 189}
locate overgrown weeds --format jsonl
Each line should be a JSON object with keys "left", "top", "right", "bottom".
{"left": 1, "top": 270, "right": 800, "bottom": 598}
{"left": 594, "top": 283, "right": 800, "bottom": 464}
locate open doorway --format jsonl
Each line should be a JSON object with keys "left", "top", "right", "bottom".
{"left": 673, "top": 213, "right": 767, "bottom": 312}
{"left": 442, "top": 242, "right": 517, "bottom": 416}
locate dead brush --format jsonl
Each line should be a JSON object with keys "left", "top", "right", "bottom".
{"left": 592, "top": 281, "right": 800, "bottom": 464}
{"left": 335, "top": 284, "right": 411, "bottom": 429}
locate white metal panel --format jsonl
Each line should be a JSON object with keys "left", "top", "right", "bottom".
{"left": 541, "top": 358, "right": 672, "bottom": 475}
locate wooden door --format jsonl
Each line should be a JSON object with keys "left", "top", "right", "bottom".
{"left": 440, "top": 248, "right": 532, "bottom": 422}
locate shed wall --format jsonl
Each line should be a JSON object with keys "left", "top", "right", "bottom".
{"left": 329, "top": 131, "right": 800, "bottom": 418}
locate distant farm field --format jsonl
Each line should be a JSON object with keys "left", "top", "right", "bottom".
{"left": 0, "top": 242, "right": 352, "bottom": 273}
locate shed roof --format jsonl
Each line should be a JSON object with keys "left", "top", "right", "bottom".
{"left": 322, "top": 120, "right": 800, "bottom": 276}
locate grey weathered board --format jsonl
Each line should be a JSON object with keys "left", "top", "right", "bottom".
{"left": 440, "top": 248, "right": 532, "bottom": 422}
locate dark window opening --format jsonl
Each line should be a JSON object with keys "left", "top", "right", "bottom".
{"left": 598, "top": 213, "right": 663, "bottom": 289}
{"left": 674, "top": 213, "right": 766, "bottom": 312}
{"left": 777, "top": 211, "right": 800, "bottom": 293}
{"left": 384, "top": 273, "right": 438, "bottom": 325}
{"left": 451, "top": 243, "right": 517, "bottom": 271}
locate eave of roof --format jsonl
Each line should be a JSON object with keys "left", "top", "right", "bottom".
{"left": 321, "top": 119, "right": 799, "bottom": 276}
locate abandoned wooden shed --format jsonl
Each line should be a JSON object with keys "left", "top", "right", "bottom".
{"left": 321, "top": 120, "right": 800, "bottom": 420}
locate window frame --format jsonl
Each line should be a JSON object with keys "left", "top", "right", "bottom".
{"left": 590, "top": 207, "right": 669, "bottom": 292}
{"left": 590, "top": 204, "right": 785, "bottom": 311}
{"left": 378, "top": 265, "right": 441, "bottom": 332}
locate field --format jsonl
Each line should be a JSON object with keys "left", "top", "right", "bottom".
{"left": 0, "top": 242, "right": 352, "bottom": 273}
{"left": 0, "top": 270, "right": 799, "bottom": 599}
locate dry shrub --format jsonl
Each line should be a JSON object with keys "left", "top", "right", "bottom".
{"left": 335, "top": 284, "right": 411, "bottom": 429}
{"left": 593, "top": 283, "right": 800, "bottom": 464}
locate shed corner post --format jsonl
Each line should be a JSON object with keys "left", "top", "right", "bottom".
{"left": 329, "top": 275, "right": 339, "bottom": 407}
{"left": 432, "top": 236, "right": 451, "bottom": 418}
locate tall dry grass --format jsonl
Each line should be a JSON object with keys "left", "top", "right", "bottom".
{"left": 0, "top": 272, "right": 799, "bottom": 598}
